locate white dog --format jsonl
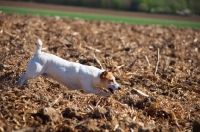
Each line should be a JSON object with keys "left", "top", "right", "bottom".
{"left": 19, "top": 39, "right": 121, "bottom": 96}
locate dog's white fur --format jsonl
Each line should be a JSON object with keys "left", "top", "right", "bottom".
{"left": 19, "top": 39, "right": 121, "bottom": 96}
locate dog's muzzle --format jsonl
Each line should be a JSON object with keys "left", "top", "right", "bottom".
{"left": 108, "top": 86, "right": 121, "bottom": 94}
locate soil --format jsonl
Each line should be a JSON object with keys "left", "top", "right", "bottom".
{"left": 0, "top": 11, "right": 200, "bottom": 132}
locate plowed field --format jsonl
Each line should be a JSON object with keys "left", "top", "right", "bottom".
{"left": 0, "top": 13, "right": 200, "bottom": 131}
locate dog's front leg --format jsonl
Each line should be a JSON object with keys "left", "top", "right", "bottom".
{"left": 41, "top": 73, "right": 49, "bottom": 79}
{"left": 81, "top": 82, "right": 110, "bottom": 96}
{"left": 84, "top": 88, "right": 111, "bottom": 96}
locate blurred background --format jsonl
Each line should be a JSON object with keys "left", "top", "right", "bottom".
{"left": 12, "top": 0, "right": 200, "bottom": 16}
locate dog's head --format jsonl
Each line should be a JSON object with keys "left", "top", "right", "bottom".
{"left": 100, "top": 71, "right": 121, "bottom": 94}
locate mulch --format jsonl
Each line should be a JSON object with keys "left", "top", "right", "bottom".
{"left": 0, "top": 12, "right": 200, "bottom": 131}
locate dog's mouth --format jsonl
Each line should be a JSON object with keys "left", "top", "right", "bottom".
{"left": 108, "top": 88, "right": 114, "bottom": 94}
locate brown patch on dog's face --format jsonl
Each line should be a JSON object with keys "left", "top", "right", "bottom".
{"left": 100, "top": 71, "right": 114, "bottom": 80}
{"left": 100, "top": 71, "right": 121, "bottom": 94}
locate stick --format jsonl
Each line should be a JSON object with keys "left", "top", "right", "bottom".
{"left": 49, "top": 94, "right": 62, "bottom": 106}
{"left": 95, "top": 97, "right": 104, "bottom": 107}
{"left": 88, "top": 46, "right": 101, "bottom": 53}
{"left": 114, "top": 64, "right": 125, "bottom": 75}
{"left": 93, "top": 53, "right": 104, "bottom": 70}
{"left": 129, "top": 59, "right": 137, "bottom": 69}
{"left": 65, "top": 35, "right": 73, "bottom": 45}
{"left": 145, "top": 55, "right": 151, "bottom": 68}
{"left": 154, "top": 48, "right": 160, "bottom": 75}
{"left": 87, "top": 39, "right": 101, "bottom": 53}
{"left": 116, "top": 65, "right": 125, "bottom": 69}
{"left": 132, "top": 87, "right": 149, "bottom": 98}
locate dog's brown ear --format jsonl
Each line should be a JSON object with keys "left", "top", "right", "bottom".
{"left": 100, "top": 71, "right": 108, "bottom": 79}
{"left": 107, "top": 69, "right": 112, "bottom": 72}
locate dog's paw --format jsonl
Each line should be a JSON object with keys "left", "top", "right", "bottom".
{"left": 18, "top": 74, "right": 27, "bottom": 87}
{"left": 103, "top": 92, "right": 112, "bottom": 97}
{"left": 18, "top": 78, "right": 22, "bottom": 87}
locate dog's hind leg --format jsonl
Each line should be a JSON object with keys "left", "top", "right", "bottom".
{"left": 18, "top": 72, "right": 41, "bottom": 87}
{"left": 19, "top": 74, "right": 29, "bottom": 86}
{"left": 19, "top": 61, "right": 43, "bottom": 87}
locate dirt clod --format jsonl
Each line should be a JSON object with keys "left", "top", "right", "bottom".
{"left": 93, "top": 106, "right": 107, "bottom": 118}
{"left": 33, "top": 107, "right": 61, "bottom": 123}
{"left": 62, "top": 106, "right": 83, "bottom": 119}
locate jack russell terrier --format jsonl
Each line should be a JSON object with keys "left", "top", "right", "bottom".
{"left": 19, "top": 39, "right": 121, "bottom": 96}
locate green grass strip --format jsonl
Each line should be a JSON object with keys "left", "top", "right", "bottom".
{"left": 1, "top": 6, "right": 200, "bottom": 28}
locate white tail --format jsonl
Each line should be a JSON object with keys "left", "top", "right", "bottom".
{"left": 35, "top": 39, "right": 43, "bottom": 54}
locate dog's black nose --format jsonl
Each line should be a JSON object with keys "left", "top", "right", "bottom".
{"left": 118, "top": 87, "right": 121, "bottom": 90}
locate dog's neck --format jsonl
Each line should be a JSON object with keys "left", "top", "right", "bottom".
{"left": 92, "top": 70, "right": 105, "bottom": 88}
